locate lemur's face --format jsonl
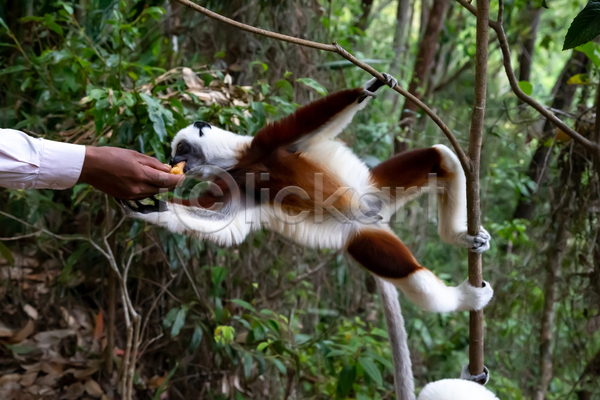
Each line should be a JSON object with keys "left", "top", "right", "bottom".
{"left": 170, "top": 121, "right": 210, "bottom": 173}
{"left": 170, "top": 121, "right": 252, "bottom": 172}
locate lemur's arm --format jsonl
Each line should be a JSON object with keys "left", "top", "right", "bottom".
{"left": 250, "top": 74, "right": 397, "bottom": 154}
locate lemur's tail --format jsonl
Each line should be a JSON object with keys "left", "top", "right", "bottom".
{"left": 376, "top": 278, "right": 415, "bottom": 400}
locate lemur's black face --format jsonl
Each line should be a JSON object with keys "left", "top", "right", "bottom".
{"left": 169, "top": 121, "right": 211, "bottom": 173}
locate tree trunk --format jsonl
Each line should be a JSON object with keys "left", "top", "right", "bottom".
{"left": 532, "top": 212, "right": 570, "bottom": 400}
{"left": 420, "top": 0, "right": 431, "bottom": 38}
{"left": 517, "top": 5, "right": 542, "bottom": 84}
{"left": 389, "top": 0, "right": 412, "bottom": 77}
{"left": 395, "top": 0, "right": 450, "bottom": 154}
{"left": 513, "top": 51, "right": 589, "bottom": 220}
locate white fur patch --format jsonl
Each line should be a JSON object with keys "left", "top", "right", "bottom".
{"left": 172, "top": 124, "right": 252, "bottom": 168}
{"left": 431, "top": 144, "right": 469, "bottom": 245}
{"left": 391, "top": 270, "right": 493, "bottom": 312}
{"left": 418, "top": 379, "right": 498, "bottom": 400}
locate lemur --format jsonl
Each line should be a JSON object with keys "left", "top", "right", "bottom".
{"left": 124, "top": 73, "right": 493, "bottom": 314}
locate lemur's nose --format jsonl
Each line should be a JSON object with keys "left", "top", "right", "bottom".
{"left": 170, "top": 155, "right": 187, "bottom": 167}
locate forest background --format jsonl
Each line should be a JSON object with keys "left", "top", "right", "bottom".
{"left": 1, "top": 0, "right": 599, "bottom": 399}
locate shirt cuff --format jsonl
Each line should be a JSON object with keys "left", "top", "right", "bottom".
{"left": 36, "top": 139, "right": 86, "bottom": 190}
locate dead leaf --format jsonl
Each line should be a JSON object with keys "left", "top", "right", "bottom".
{"left": 33, "top": 329, "right": 75, "bottom": 348}
{"left": 8, "top": 319, "right": 35, "bottom": 344}
{"left": 147, "top": 375, "right": 166, "bottom": 389}
{"left": 20, "top": 372, "right": 37, "bottom": 387}
{"left": 0, "top": 321, "right": 13, "bottom": 338}
{"left": 40, "top": 362, "right": 63, "bottom": 376}
{"left": 0, "top": 374, "right": 20, "bottom": 385}
{"left": 21, "top": 362, "right": 42, "bottom": 372}
{"left": 555, "top": 128, "right": 572, "bottom": 142}
{"left": 60, "top": 307, "right": 77, "bottom": 328}
{"left": 93, "top": 310, "right": 103, "bottom": 340}
{"left": 26, "top": 384, "right": 40, "bottom": 395}
{"left": 68, "top": 366, "right": 99, "bottom": 379}
{"left": 38, "top": 387, "right": 55, "bottom": 396}
{"left": 182, "top": 67, "right": 203, "bottom": 89}
{"left": 84, "top": 379, "right": 103, "bottom": 398}
{"left": 23, "top": 304, "right": 38, "bottom": 320}
{"left": 36, "top": 373, "right": 58, "bottom": 387}
{"left": 25, "top": 273, "right": 47, "bottom": 282}
{"left": 62, "top": 382, "right": 84, "bottom": 399}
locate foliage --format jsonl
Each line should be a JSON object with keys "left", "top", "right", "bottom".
{"left": 564, "top": 0, "right": 600, "bottom": 50}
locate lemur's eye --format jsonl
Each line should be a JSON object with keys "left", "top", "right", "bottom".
{"left": 177, "top": 143, "right": 182, "bottom": 152}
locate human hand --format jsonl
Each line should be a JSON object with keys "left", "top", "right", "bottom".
{"left": 78, "top": 146, "right": 181, "bottom": 200}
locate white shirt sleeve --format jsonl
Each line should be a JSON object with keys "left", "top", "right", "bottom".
{"left": 0, "top": 129, "right": 86, "bottom": 190}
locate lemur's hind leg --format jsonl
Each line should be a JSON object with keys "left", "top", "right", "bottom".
{"left": 346, "top": 228, "right": 493, "bottom": 312}
{"left": 370, "top": 145, "right": 490, "bottom": 252}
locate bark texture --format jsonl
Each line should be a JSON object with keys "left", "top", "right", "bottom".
{"left": 517, "top": 5, "right": 542, "bottom": 84}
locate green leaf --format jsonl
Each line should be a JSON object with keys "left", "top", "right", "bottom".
{"left": 143, "top": 6, "right": 165, "bottom": 20}
{"left": 575, "top": 41, "right": 600, "bottom": 67}
{"left": 257, "top": 342, "right": 269, "bottom": 352}
{"left": 0, "top": 241, "right": 14, "bottom": 267}
{"left": 567, "top": 73, "right": 589, "bottom": 85}
{"left": 163, "top": 307, "right": 179, "bottom": 329}
{"left": 0, "top": 16, "right": 8, "bottom": 32}
{"left": 275, "top": 79, "right": 294, "bottom": 100}
{"left": 211, "top": 266, "right": 227, "bottom": 287}
{"left": 563, "top": 0, "right": 600, "bottom": 50}
{"left": 44, "top": 14, "right": 63, "bottom": 35}
{"left": 249, "top": 61, "right": 268, "bottom": 71}
{"left": 214, "top": 325, "right": 235, "bottom": 345}
{"left": 57, "top": 1, "right": 74, "bottom": 15}
{"left": 189, "top": 324, "right": 203, "bottom": 351}
{"left": 0, "top": 65, "right": 27, "bottom": 77}
{"left": 336, "top": 365, "right": 356, "bottom": 399}
{"left": 230, "top": 299, "right": 256, "bottom": 313}
{"left": 243, "top": 353, "right": 253, "bottom": 379}
{"left": 542, "top": 0, "right": 549, "bottom": 8}
{"left": 272, "top": 358, "right": 287, "bottom": 374}
{"left": 518, "top": 81, "right": 533, "bottom": 96}
{"left": 171, "top": 306, "right": 188, "bottom": 337}
{"left": 296, "top": 77, "right": 328, "bottom": 96}
{"left": 358, "top": 357, "right": 382, "bottom": 386}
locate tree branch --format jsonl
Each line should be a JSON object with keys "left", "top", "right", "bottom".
{"left": 466, "top": 0, "right": 490, "bottom": 378}
{"left": 171, "top": 0, "right": 469, "bottom": 170}
{"left": 455, "top": 0, "right": 598, "bottom": 152}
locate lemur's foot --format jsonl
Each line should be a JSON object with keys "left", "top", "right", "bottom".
{"left": 381, "top": 72, "right": 398, "bottom": 88}
{"left": 458, "top": 227, "right": 491, "bottom": 253}
{"left": 457, "top": 279, "right": 494, "bottom": 311}
{"left": 363, "top": 73, "right": 398, "bottom": 94}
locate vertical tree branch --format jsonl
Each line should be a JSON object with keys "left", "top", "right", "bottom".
{"left": 466, "top": 0, "right": 490, "bottom": 377}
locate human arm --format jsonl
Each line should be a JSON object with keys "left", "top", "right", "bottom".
{"left": 0, "top": 129, "right": 180, "bottom": 199}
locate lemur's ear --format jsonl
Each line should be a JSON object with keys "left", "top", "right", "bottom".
{"left": 194, "top": 121, "right": 211, "bottom": 136}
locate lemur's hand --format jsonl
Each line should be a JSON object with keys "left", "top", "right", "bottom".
{"left": 362, "top": 73, "right": 398, "bottom": 98}
{"left": 457, "top": 227, "right": 491, "bottom": 253}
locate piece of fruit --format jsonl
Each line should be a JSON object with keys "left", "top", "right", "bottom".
{"left": 171, "top": 161, "right": 186, "bottom": 175}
